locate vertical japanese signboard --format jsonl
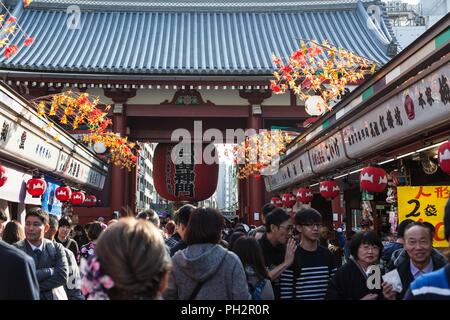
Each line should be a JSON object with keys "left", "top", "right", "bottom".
{"left": 397, "top": 186, "right": 449, "bottom": 247}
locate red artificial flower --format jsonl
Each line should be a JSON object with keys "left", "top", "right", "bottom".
{"left": 272, "top": 56, "right": 282, "bottom": 66}
{"left": 7, "top": 17, "right": 15, "bottom": 24}
{"left": 24, "top": 37, "right": 34, "bottom": 46}
{"left": 281, "top": 65, "right": 293, "bottom": 74}
{"left": 291, "top": 50, "right": 304, "bottom": 60}
{"left": 4, "top": 45, "right": 18, "bottom": 59}
{"left": 23, "top": 0, "right": 33, "bottom": 8}
{"left": 315, "top": 47, "right": 322, "bottom": 55}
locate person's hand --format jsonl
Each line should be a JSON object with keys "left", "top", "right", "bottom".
{"left": 382, "top": 282, "right": 397, "bottom": 300}
{"left": 360, "top": 293, "right": 378, "bottom": 300}
{"left": 284, "top": 238, "right": 297, "bottom": 267}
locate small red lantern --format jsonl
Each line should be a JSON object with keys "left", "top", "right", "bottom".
{"left": 271, "top": 197, "right": 282, "bottom": 207}
{"left": 360, "top": 167, "right": 388, "bottom": 193}
{"left": 71, "top": 191, "right": 85, "bottom": 206}
{"left": 84, "top": 195, "right": 97, "bottom": 208}
{"left": 26, "top": 176, "right": 46, "bottom": 198}
{"left": 438, "top": 141, "right": 450, "bottom": 174}
{"left": 55, "top": 185, "right": 72, "bottom": 202}
{"left": 0, "top": 165, "right": 7, "bottom": 187}
{"left": 319, "top": 180, "right": 340, "bottom": 199}
{"left": 282, "top": 193, "right": 297, "bottom": 208}
{"left": 297, "top": 187, "right": 313, "bottom": 203}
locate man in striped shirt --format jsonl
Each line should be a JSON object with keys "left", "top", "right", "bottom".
{"left": 293, "top": 208, "right": 337, "bottom": 300}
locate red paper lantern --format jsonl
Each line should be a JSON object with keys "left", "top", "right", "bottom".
{"left": 0, "top": 165, "right": 7, "bottom": 187}
{"left": 55, "top": 186, "right": 72, "bottom": 202}
{"left": 26, "top": 176, "right": 46, "bottom": 198}
{"left": 271, "top": 197, "right": 282, "bottom": 207}
{"left": 282, "top": 193, "right": 297, "bottom": 208}
{"left": 152, "top": 143, "right": 219, "bottom": 202}
{"left": 297, "top": 187, "right": 313, "bottom": 203}
{"left": 438, "top": 141, "right": 450, "bottom": 174}
{"left": 71, "top": 191, "right": 85, "bottom": 206}
{"left": 84, "top": 195, "right": 97, "bottom": 207}
{"left": 360, "top": 167, "right": 388, "bottom": 193}
{"left": 319, "top": 180, "right": 340, "bottom": 199}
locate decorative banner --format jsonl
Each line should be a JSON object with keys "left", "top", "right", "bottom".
{"left": 397, "top": 186, "right": 449, "bottom": 247}
{"left": 308, "top": 131, "right": 349, "bottom": 174}
{"left": 41, "top": 177, "right": 62, "bottom": 218}
{"left": 153, "top": 143, "right": 219, "bottom": 202}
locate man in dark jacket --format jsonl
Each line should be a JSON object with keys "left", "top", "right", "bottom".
{"left": 14, "top": 208, "right": 68, "bottom": 300}
{"left": 0, "top": 239, "right": 40, "bottom": 299}
{"left": 383, "top": 221, "right": 448, "bottom": 299}
{"left": 404, "top": 198, "right": 450, "bottom": 299}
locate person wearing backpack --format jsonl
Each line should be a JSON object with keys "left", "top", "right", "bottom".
{"left": 232, "top": 236, "right": 274, "bottom": 300}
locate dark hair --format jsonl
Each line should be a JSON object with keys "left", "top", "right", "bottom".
{"left": 261, "top": 203, "right": 276, "bottom": 218}
{"left": 58, "top": 217, "right": 72, "bottom": 228}
{"left": 25, "top": 208, "right": 49, "bottom": 225}
{"left": 422, "top": 222, "right": 435, "bottom": 237}
{"left": 404, "top": 221, "right": 433, "bottom": 241}
{"left": 232, "top": 236, "right": 269, "bottom": 280}
{"left": 74, "top": 224, "right": 85, "bottom": 233}
{"left": 0, "top": 210, "right": 7, "bottom": 221}
{"left": 136, "top": 209, "right": 160, "bottom": 227}
{"left": 174, "top": 204, "right": 195, "bottom": 226}
{"left": 228, "top": 231, "right": 246, "bottom": 250}
{"left": 397, "top": 219, "right": 414, "bottom": 238}
{"left": 265, "top": 208, "right": 290, "bottom": 233}
{"left": 165, "top": 220, "right": 176, "bottom": 236}
{"left": 350, "top": 231, "right": 383, "bottom": 259}
{"left": 48, "top": 214, "right": 59, "bottom": 230}
{"left": 445, "top": 198, "right": 450, "bottom": 241}
{"left": 295, "top": 208, "right": 322, "bottom": 225}
{"left": 88, "top": 221, "right": 104, "bottom": 241}
{"left": 185, "top": 207, "right": 224, "bottom": 245}
{"left": 111, "top": 212, "right": 120, "bottom": 220}
{"left": 2, "top": 220, "right": 25, "bottom": 245}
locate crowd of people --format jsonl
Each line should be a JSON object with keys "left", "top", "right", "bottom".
{"left": 1, "top": 198, "right": 449, "bottom": 300}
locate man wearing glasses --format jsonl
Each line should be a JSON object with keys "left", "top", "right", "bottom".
{"left": 293, "top": 208, "right": 337, "bottom": 300}
{"left": 258, "top": 208, "right": 297, "bottom": 299}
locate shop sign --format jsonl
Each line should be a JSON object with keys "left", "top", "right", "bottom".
{"left": 342, "top": 64, "right": 450, "bottom": 159}
{"left": 397, "top": 186, "right": 449, "bottom": 247}
{"left": 265, "top": 152, "right": 314, "bottom": 191}
{"left": 308, "top": 131, "right": 349, "bottom": 174}
{"left": 0, "top": 113, "right": 60, "bottom": 171}
{"left": 55, "top": 151, "right": 106, "bottom": 189}
{"left": 41, "top": 178, "right": 62, "bottom": 218}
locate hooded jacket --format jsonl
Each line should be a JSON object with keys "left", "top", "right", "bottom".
{"left": 163, "top": 243, "right": 251, "bottom": 300}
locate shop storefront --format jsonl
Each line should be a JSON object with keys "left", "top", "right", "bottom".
{"left": 0, "top": 80, "right": 108, "bottom": 223}
{"left": 264, "top": 16, "right": 449, "bottom": 244}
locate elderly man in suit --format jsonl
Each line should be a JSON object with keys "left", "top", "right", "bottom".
{"left": 14, "top": 208, "right": 68, "bottom": 300}
{"left": 0, "top": 239, "right": 40, "bottom": 299}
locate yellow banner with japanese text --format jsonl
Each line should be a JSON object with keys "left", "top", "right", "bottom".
{"left": 397, "top": 186, "right": 449, "bottom": 247}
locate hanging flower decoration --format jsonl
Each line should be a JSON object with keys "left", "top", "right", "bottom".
{"left": 0, "top": 1, "right": 34, "bottom": 59}
{"left": 271, "top": 39, "right": 377, "bottom": 115}
{"left": 226, "top": 130, "right": 292, "bottom": 180}
{"left": 31, "top": 91, "right": 139, "bottom": 170}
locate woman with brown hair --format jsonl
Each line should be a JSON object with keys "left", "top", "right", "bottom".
{"left": 2, "top": 220, "right": 25, "bottom": 245}
{"left": 80, "top": 218, "right": 171, "bottom": 300}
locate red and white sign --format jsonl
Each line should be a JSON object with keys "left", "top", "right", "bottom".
{"left": 360, "top": 167, "right": 388, "bottom": 193}
{"left": 438, "top": 141, "right": 450, "bottom": 174}
{"left": 71, "top": 191, "right": 85, "bottom": 206}
{"left": 0, "top": 165, "right": 7, "bottom": 187}
{"left": 282, "top": 193, "right": 296, "bottom": 208}
{"left": 297, "top": 187, "right": 314, "bottom": 203}
{"left": 270, "top": 197, "right": 282, "bottom": 207}
{"left": 55, "top": 185, "right": 72, "bottom": 202}
{"left": 26, "top": 177, "right": 46, "bottom": 198}
{"left": 319, "top": 180, "right": 340, "bottom": 199}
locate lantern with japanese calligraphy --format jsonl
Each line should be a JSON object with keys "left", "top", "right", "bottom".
{"left": 282, "top": 193, "right": 297, "bottom": 208}
{"left": 71, "top": 191, "right": 85, "bottom": 206}
{"left": 84, "top": 195, "right": 97, "bottom": 207}
{"left": 55, "top": 185, "right": 72, "bottom": 202}
{"left": 152, "top": 143, "right": 219, "bottom": 202}
{"left": 26, "top": 175, "right": 46, "bottom": 198}
{"left": 319, "top": 180, "right": 340, "bottom": 199}
{"left": 297, "top": 187, "right": 314, "bottom": 203}
{"left": 270, "top": 197, "right": 282, "bottom": 207}
{"left": 0, "top": 165, "right": 7, "bottom": 187}
{"left": 360, "top": 167, "right": 388, "bottom": 193}
{"left": 438, "top": 141, "right": 450, "bottom": 174}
